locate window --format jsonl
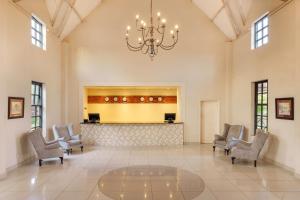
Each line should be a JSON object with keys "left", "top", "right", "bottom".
{"left": 254, "top": 80, "right": 268, "bottom": 132}
{"left": 252, "top": 14, "right": 269, "bottom": 49}
{"left": 31, "top": 15, "right": 46, "bottom": 50}
{"left": 31, "top": 81, "right": 43, "bottom": 130}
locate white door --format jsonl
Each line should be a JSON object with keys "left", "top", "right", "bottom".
{"left": 201, "top": 101, "right": 220, "bottom": 143}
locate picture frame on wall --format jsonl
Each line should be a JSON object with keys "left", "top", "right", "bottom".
{"left": 275, "top": 97, "right": 294, "bottom": 120}
{"left": 8, "top": 97, "right": 25, "bottom": 119}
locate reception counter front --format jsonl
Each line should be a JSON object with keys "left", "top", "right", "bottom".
{"left": 81, "top": 122, "right": 184, "bottom": 146}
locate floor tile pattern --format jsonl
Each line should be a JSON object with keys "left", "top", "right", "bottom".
{"left": 0, "top": 144, "right": 299, "bottom": 200}
{"left": 98, "top": 165, "right": 205, "bottom": 199}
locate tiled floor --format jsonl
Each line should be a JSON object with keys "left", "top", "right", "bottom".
{"left": 98, "top": 165, "right": 205, "bottom": 200}
{"left": 0, "top": 144, "right": 300, "bottom": 200}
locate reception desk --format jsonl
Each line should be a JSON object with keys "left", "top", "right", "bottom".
{"left": 80, "top": 122, "right": 184, "bottom": 146}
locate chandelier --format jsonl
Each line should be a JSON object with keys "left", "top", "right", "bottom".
{"left": 125, "top": 0, "right": 179, "bottom": 59}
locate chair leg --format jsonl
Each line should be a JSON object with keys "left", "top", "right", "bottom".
{"left": 81, "top": 146, "right": 84, "bottom": 152}
{"left": 60, "top": 157, "right": 63, "bottom": 165}
{"left": 231, "top": 157, "right": 235, "bottom": 165}
{"left": 254, "top": 160, "right": 257, "bottom": 167}
{"left": 227, "top": 149, "right": 230, "bottom": 155}
{"left": 39, "top": 159, "right": 42, "bottom": 167}
{"left": 213, "top": 146, "right": 216, "bottom": 152}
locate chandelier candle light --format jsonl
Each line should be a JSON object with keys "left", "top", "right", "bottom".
{"left": 125, "top": 0, "right": 179, "bottom": 59}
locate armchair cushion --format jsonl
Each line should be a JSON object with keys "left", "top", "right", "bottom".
{"left": 56, "top": 126, "right": 71, "bottom": 141}
{"left": 215, "top": 140, "right": 226, "bottom": 146}
{"left": 214, "top": 135, "right": 225, "bottom": 141}
{"left": 71, "top": 135, "right": 81, "bottom": 141}
{"left": 67, "top": 139, "right": 82, "bottom": 145}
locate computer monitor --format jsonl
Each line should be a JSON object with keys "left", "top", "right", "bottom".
{"left": 88, "top": 113, "right": 100, "bottom": 123}
{"left": 165, "top": 113, "right": 176, "bottom": 122}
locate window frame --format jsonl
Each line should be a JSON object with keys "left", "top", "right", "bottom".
{"left": 31, "top": 81, "right": 43, "bottom": 130}
{"left": 254, "top": 80, "right": 268, "bottom": 133}
{"left": 252, "top": 13, "right": 269, "bottom": 49}
{"left": 31, "top": 15, "right": 46, "bottom": 50}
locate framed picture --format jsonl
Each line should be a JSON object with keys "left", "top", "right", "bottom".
{"left": 275, "top": 97, "right": 294, "bottom": 120}
{"left": 8, "top": 97, "right": 25, "bottom": 119}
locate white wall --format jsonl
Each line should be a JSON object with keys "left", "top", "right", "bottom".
{"left": 230, "top": 0, "right": 300, "bottom": 173}
{"left": 0, "top": 0, "right": 7, "bottom": 177}
{"left": 0, "top": 0, "right": 62, "bottom": 176}
{"left": 63, "top": 0, "right": 229, "bottom": 142}
{"left": 294, "top": 0, "right": 300, "bottom": 175}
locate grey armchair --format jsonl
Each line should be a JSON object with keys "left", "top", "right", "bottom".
{"left": 213, "top": 124, "right": 244, "bottom": 155}
{"left": 52, "top": 124, "right": 83, "bottom": 155}
{"left": 231, "top": 129, "right": 269, "bottom": 167}
{"left": 27, "top": 128, "right": 64, "bottom": 166}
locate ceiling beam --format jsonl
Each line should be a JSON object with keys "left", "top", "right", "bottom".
{"left": 270, "top": 0, "right": 294, "bottom": 16}
{"left": 58, "top": 0, "right": 80, "bottom": 38}
{"left": 51, "top": 0, "right": 64, "bottom": 26}
{"left": 236, "top": 1, "right": 247, "bottom": 26}
{"left": 63, "top": 0, "right": 83, "bottom": 22}
{"left": 212, "top": 5, "right": 225, "bottom": 21}
{"left": 222, "top": 0, "right": 240, "bottom": 37}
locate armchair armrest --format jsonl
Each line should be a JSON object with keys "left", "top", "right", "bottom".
{"left": 57, "top": 140, "right": 70, "bottom": 150}
{"left": 226, "top": 137, "right": 242, "bottom": 149}
{"left": 45, "top": 143, "right": 60, "bottom": 149}
{"left": 44, "top": 140, "right": 58, "bottom": 145}
{"left": 71, "top": 134, "right": 81, "bottom": 140}
{"left": 236, "top": 140, "right": 252, "bottom": 150}
{"left": 214, "top": 134, "right": 225, "bottom": 141}
{"left": 57, "top": 137, "right": 65, "bottom": 141}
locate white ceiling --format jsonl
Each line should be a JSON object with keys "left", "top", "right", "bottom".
{"left": 45, "top": 0, "right": 251, "bottom": 40}
{"left": 192, "top": 0, "right": 253, "bottom": 40}
{"left": 44, "top": 0, "right": 102, "bottom": 39}
{"left": 13, "top": 0, "right": 287, "bottom": 40}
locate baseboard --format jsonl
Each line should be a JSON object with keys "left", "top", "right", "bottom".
{"left": 263, "top": 157, "right": 295, "bottom": 174}
{"left": 6, "top": 155, "right": 36, "bottom": 173}
{"left": 184, "top": 142, "right": 201, "bottom": 145}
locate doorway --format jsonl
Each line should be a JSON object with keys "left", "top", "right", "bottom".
{"left": 201, "top": 101, "right": 220, "bottom": 143}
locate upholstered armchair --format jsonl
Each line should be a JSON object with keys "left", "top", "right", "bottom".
{"left": 52, "top": 124, "right": 83, "bottom": 155}
{"left": 231, "top": 129, "right": 269, "bottom": 167}
{"left": 213, "top": 124, "right": 244, "bottom": 155}
{"left": 27, "top": 128, "right": 64, "bottom": 166}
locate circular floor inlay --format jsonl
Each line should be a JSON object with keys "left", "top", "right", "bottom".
{"left": 98, "top": 165, "right": 205, "bottom": 200}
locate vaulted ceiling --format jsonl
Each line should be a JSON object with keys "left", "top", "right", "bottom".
{"left": 45, "top": 0, "right": 252, "bottom": 40}
{"left": 44, "top": 0, "right": 102, "bottom": 39}
{"left": 13, "top": 0, "right": 288, "bottom": 40}
{"left": 193, "top": 0, "right": 253, "bottom": 40}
